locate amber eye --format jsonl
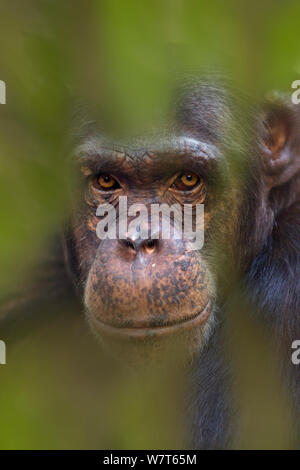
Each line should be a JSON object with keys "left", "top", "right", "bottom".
{"left": 172, "top": 172, "right": 200, "bottom": 191}
{"left": 93, "top": 174, "right": 120, "bottom": 191}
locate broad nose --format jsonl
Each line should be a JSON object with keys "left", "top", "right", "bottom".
{"left": 118, "top": 237, "right": 159, "bottom": 255}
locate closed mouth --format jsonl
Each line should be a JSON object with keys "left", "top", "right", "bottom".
{"left": 89, "top": 301, "right": 212, "bottom": 339}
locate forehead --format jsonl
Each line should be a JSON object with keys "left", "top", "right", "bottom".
{"left": 75, "top": 135, "right": 220, "bottom": 178}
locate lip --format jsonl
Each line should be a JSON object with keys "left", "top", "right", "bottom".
{"left": 89, "top": 301, "right": 212, "bottom": 339}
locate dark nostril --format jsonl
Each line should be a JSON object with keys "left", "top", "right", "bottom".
{"left": 146, "top": 240, "right": 155, "bottom": 248}
{"left": 143, "top": 239, "right": 158, "bottom": 253}
{"left": 119, "top": 237, "right": 159, "bottom": 254}
{"left": 124, "top": 239, "right": 135, "bottom": 251}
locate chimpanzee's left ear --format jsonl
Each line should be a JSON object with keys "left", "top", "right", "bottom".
{"left": 259, "top": 101, "right": 300, "bottom": 188}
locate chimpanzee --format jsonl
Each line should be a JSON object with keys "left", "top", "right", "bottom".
{"left": 1, "top": 78, "right": 299, "bottom": 449}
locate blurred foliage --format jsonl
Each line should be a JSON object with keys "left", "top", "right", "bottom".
{"left": 0, "top": 0, "right": 299, "bottom": 449}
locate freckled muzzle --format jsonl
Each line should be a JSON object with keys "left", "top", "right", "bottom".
{"left": 84, "top": 236, "right": 213, "bottom": 339}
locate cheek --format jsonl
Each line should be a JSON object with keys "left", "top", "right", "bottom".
{"left": 73, "top": 215, "right": 99, "bottom": 282}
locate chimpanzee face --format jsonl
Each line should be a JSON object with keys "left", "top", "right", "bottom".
{"left": 68, "top": 135, "right": 225, "bottom": 350}
{"left": 65, "top": 82, "right": 300, "bottom": 355}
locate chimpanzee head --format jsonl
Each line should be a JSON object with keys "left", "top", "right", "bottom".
{"left": 64, "top": 80, "right": 300, "bottom": 354}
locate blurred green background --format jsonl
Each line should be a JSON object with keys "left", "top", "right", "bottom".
{"left": 0, "top": 0, "right": 299, "bottom": 449}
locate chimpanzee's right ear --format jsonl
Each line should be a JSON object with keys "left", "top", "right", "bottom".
{"left": 259, "top": 101, "right": 300, "bottom": 189}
